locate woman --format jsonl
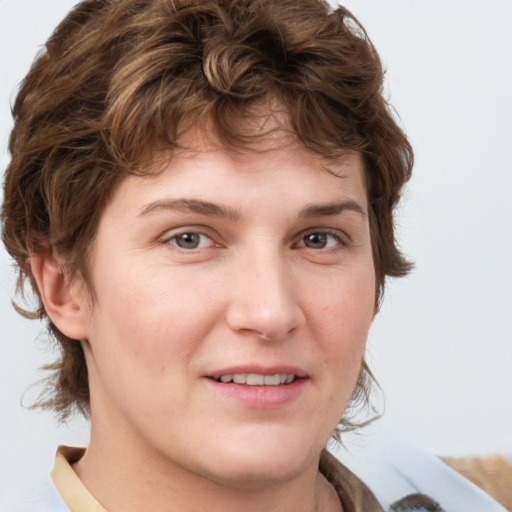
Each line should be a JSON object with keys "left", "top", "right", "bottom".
{"left": 1, "top": 1, "right": 505, "bottom": 511}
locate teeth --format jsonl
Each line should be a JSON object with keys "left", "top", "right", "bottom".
{"left": 263, "top": 375, "right": 280, "bottom": 386}
{"left": 247, "top": 374, "right": 264, "bottom": 385}
{"left": 217, "top": 373, "right": 296, "bottom": 386}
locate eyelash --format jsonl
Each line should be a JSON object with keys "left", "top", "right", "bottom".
{"left": 295, "top": 230, "right": 347, "bottom": 251}
{"left": 163, "top": 228, "right": 347, "bottom": 252}
{"left": 166, "top": 231, "right": 217, "bottom": 250}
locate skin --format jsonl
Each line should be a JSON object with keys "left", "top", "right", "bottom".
{"left": 33, "top": 131, "right": 376, "bottom": 512}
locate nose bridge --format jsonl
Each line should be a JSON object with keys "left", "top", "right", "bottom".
{"left": 226, "top": 242, "right": 303, "bottom": 340}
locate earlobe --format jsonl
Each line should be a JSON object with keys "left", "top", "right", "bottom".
{"left": 29, "top": 249, "right": 89, "bottom": 341}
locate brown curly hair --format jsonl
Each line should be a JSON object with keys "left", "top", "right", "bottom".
{"left": 1, "top": 0, "right": 413, "bottom": 422}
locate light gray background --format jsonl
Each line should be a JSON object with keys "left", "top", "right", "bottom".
{"left": 1, "top": 0, "right": 511, "bottom": 500}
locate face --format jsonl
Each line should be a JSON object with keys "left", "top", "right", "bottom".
{"left": 76, "top": 135, "right": 376, "bottom": 487}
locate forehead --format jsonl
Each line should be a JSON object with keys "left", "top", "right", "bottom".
{"left": 102, "top": 110, "right": 368, "bottom": 225}
{"left": 142, "top": 116, "right": 364, "bottom": 185}
{"left": 105, "top": 140, "right": 368, "bottom": 229}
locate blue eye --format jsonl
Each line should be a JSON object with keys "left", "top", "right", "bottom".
{"left": 301, "top": 232, "right": 341, "bottom": 249}
{"left": 170, "top": 232, "right": 212, "bottom": 249}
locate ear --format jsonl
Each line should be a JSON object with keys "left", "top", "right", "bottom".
{"left": 29, "top": 249, "right": 89, "bottom": 341}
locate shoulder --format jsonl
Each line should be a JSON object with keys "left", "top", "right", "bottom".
{"left": 0, "top": 475, "right": 69, "bottom": 512}
{"left": 328, "top": 430, "right": 507, "bottom": 512}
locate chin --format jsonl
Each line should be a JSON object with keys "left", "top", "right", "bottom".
{"left": 196, "top": 426, "right": 325, "bottom": 487}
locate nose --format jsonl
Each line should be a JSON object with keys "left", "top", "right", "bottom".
{"left": 225, "top": 248, "right": 305, "bottom": 342}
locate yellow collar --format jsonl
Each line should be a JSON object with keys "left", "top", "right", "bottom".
{"left": 51, "top": 446, "right": 107, "bottom": 512}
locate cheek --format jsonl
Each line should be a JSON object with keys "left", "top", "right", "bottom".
{"left": 85, "top": 262, "right": 222, "bottom": 371}
{"left": 82, "top": 274, "right": 200, "bottom": 421}
{"left": 311, "top": 262, "right": 375, "bottom": 332}
{"left": 306, "top": 264, "right": 375, "bottom": 380}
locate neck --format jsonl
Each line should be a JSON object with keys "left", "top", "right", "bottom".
{"left": 73, "top": 423, "right": 341, "bottom": 512}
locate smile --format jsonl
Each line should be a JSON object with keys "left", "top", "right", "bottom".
{"left": 216, "top": 373, "right": 296, "bottom": 386}
{"left": 206, "top": 367, "right": 308, "bottom": 408}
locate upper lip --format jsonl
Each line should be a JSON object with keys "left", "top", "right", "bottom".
{"left": 206, "top": 365, "right": 309, "bottom": 380}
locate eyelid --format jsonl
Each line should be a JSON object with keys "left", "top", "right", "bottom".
{"left": 294, "top": 228, "right": 349, "bottom": 249}
{"left": 160, "top": 226, "right": 223, "bottom": 250}
{"left": 171, "top": 232, "right": 214, "bottom": 249}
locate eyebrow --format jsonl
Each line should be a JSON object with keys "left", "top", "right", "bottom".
{"left": 139, "top": 198, "right": 366, "bottom": 221}
{"left": 299, "top": 200, "right": 367, "bottom": 219}
{"left": 139, "top": 198, "right": 241, "bottom": 220}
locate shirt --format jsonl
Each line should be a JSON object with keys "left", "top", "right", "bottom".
{"left": 17, "top": 436, "right": 507, "bottom": 512}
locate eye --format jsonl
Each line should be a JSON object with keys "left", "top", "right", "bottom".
{"left": 298, "top": 231, "right": 342, "bottom": 250}
{"left": 169, "top": 232, "right": 214, "bottom": 250}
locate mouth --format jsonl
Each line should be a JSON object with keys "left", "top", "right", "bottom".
{"left": 205, "top": 368, "right": 308, "bottom": 408}
{"left": 212, "top": 373, "right": 298, "bottom": 386}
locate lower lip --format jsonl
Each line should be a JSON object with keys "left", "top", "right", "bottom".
{"left": 205, "top": 378, "right": 307, "bottom": 409}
